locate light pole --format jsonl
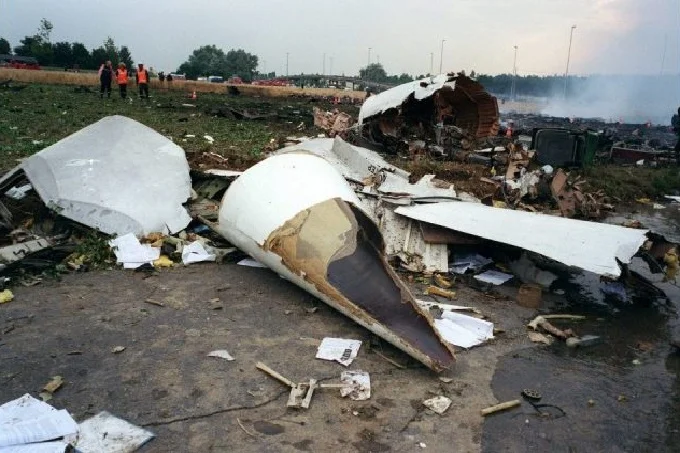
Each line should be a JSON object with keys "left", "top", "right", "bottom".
{"left": 430, "top": 52, "right": 434, "bottom": 75}
{"left": 439, "top": 39, "right": 446, "bottom": 74}
{"left": 322, "top": 52, "right": 326, "bottom": 75}
{"left": 563, "top": 25, "right": 576, "bottom": 98}
{"left": 286, "top": 52, "right": 289, "bottom": 77}
{"left": 511, "top": 45, "right": 518, "bottom": 101}
{"left": 366, "top": 47, "right": 372, "bottom": 81}
{"left": 329, "top": 56, "right": 333, "bottom": 75}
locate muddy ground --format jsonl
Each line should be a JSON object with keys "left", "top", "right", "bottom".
{"left": 0, "top": 263, "right": 536, "bottom": 453}
{"left": 2, "top": 243, "right": 680, "bottom": 452}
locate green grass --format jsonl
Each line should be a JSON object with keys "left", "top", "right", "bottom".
{"left": 579, "top": 165, "right": 680, "bottom": 201}
{"left": 0, "top": 83, "right": 356, "bottom": 172}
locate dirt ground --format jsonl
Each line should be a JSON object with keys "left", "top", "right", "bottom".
{"left": 0, "top": 262, "right": 537, "bottom": 453}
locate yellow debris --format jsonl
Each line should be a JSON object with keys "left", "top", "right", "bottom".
{"left": 0, "top": 289, "right": 14, "bottom": 304}
{"left": 153, "top": 255, "right": 174, "bottom": 268}
{"left": 425, "top": 286, "right": 456, "bottom": 300}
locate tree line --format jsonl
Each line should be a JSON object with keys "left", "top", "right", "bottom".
{"left": 0, "top": 19, "right": 134, "bottom": 71}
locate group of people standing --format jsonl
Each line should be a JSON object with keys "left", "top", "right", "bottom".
{"left": 98, "top": 61, "right": 151, "bottom": 100}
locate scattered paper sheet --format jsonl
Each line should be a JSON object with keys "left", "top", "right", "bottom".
{"left": 207, "top": 350, "right": 235, "bottom": 361}
{"left": 237, "top": 258, "right": 266, "bottom": 268}
{"left": 181, "top": 241, "right": 216, "bottom": 265}
{"left": 76, "top": 411, "right": 154, "bottom": 453}
{"left": 316, "top": 338, "right": 362, "bottom": 366}
{"left": 665, "top": 195, "right": 680, "bottom": 203}
{"left": 433, "top": 312, "right": 494, "bottom": 349}
{"left": 474, "top": 270, "right": 513, "bottom": 285}
{"left": 0, "top": 394, "right": 78, "bottom": 450}
{"left": 423, "top": 396, "right": 452, "bottom": 414}
{"left": 340, "top": 370, "right": 371, "bottom": 401}
{"left": 109, "top": 233, "right": 160, "bottom": 269}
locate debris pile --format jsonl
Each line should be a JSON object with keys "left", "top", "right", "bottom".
{"left": 357, "top": 73, "right": 499, "bottom": 158}
{"left": 313, "top": 107, "right": 354, "bottom": 138}
{"left": 0, "top": 113, "right": 675, "bottom": 373}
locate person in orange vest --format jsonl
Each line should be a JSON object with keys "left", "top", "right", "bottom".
{"left": 115, "top": 63, "right": 128, "bottom": 99}
{"left": 136, "top": 63, "right": 149, "bottom": 99}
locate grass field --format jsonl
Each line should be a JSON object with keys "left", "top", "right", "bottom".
{"left": 0, "top": 82, "right": 358, "bottom": 172}
{"left": 1, "top": 81, "right": 678, "bottom": 202}
{"left": 0, "top": 68, "right": 366, "bottom": 99}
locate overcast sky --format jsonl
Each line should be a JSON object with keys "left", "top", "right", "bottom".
{"left": 1, "top": 0, "right": 678, "bottom": 77}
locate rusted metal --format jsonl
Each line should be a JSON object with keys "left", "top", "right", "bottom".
{"left": 358, "top": 74, "right": 499, "bottom": 158}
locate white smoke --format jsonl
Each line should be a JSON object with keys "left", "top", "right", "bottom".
{"left": 541, "top": 74, "right": 680, "bottom": 125}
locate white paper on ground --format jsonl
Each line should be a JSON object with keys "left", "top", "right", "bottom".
{"left": 316, "top": 338, "right": 362, "bottom": 366}
{"left": 0, "top": 394, "right": 78, "bottom": 448}
{"left": 340, "top": 370, "right": 371, "bottom": 401}
{"left": 474, "top": 270, "right": 513, "bottom": 285}
{"left": 181, "top": 241, "right": 216, "bottom": 264}
{"left": 207, "top": 350, "right": 235, "bottom": 361}
{"left": 433, "top": 312, "right": 494, "bottom": 349}
{"left": 76, "top": 411, "right": 154, "bottom": 453}
{"left": 109, "top": 233, "right": 160, "bottom": 268}
{"left": 423, "top": 396, "right": 452, "bottom": 414}
{"left": 665, "top": 195, "right": 680, "bottom": 203}
{"left": 236, "top": 258, "right": 266, "bottom": 268}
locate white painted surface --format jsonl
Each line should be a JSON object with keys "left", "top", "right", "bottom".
{"left": 21, "top": 116, "right": 191, "bottom": 236}
{"left": 358, "top": 75, "right": 452, "bottom": 124}
{"left": 395, "top": 202, "right": 648, "bottom": 277}
{"left": 219, "top": 153, "right": 360, "bottom": 245}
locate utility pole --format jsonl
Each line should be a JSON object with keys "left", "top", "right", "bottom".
{"left": 329, "top": 56, "right": 333, "bottom": 75}
{"left": 286, "top": 52, "right": 289, "bottom": 77}
{"left": 322, "top": 52, "right": 326, "bottom": 75}
{"left": 563, "top": 25, "right": 576, "bottom": 98}
{"left": 430, "top": 52, "right": 434, "bottom": 75}
{"left": 439, "top": 39, "right": 446, "bottom": 74}
{"left": 660, "top": 34, "right": 668, "bottom": 75}
{"left": 511, "top": 45, "right": 518, "bottom": 101}
{"left": 377, "top": 54, "right": 380, "bottom": 65}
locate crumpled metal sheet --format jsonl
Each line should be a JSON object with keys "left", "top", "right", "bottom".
{"left": 216, "top": 153, "right": 455, "bottom": 371}
{"left": 1, "top": 116, "right": 192, "bottom": 236}
{"left": 358, "top": 74, "right": 499, "bottom": 140}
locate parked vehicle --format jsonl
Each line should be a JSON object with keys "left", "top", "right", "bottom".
{"left": 0, "top": 54, "right": 41, "bottom": 70}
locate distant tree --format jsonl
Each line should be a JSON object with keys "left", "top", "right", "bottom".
{"left": 102, "top": 37, "right": 118, "bottom": 65}
{"left": 0, "top": 38, "right": 10, "bottom": 54}
{"left": 52, "top": 41, "right": 72, "bottom": 67}
{"left": 224, "top": 49, "right": 258, "bottom": 82}
{"left": 359, "top": 63, "right": 388, "bottom": 82}
{"left": 177, "top": 45, "right": 225, "bottom": 79}
{"left": 70, "top": 42, "right": 90, "bottom": 69}
{"left": 90, "top": 47, "right": 108, "bottom": 68}
{"left": 37, "top": 18, "right": 53, "bottom": 42}
{"left": 13, "top": 18, "right": 54, "bottom": 65}
{"left": 118, "top": 45, "right": 133, "bottom": 69}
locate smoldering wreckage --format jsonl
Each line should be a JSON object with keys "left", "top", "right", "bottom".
{"left": 1, "top": 75, "right": 678, "bottom": 450}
